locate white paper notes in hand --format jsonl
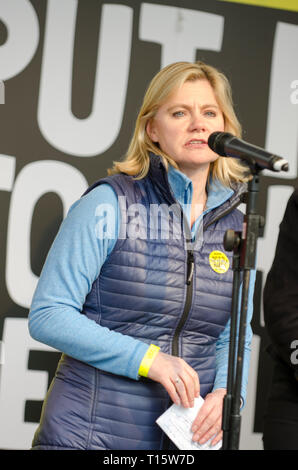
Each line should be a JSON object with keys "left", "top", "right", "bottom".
{"left": 156, "top": 396, "right": 222, "bottom": 450}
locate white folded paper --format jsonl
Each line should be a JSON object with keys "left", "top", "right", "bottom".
{"left": 156, "top": 396, "right": 222, "bottom": 450}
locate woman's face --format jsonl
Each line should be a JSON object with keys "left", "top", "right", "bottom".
{"left": 147, "top": 79, "right": 225, "bottom": 174}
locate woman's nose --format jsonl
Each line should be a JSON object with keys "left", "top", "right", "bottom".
{"left": 189, "top": 113, "right": 206, "bottom": 132}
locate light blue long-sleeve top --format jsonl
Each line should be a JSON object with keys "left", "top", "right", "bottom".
{"left": 28, "top": 164, "right": 255, "bottom": 402}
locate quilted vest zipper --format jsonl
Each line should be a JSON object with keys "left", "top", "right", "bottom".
{"left": 172, "top": 250, "right": 194, "bottom": 357}
{"left": 162, "top": 248, "right": 194, "bottom": 450}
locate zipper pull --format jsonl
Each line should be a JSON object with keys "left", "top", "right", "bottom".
{"left": 186, "top": 251, "right": 194, "bottom": 285}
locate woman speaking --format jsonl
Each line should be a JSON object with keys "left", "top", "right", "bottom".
{"left": 28, "top": 61, "right": 255, "bottom": 450}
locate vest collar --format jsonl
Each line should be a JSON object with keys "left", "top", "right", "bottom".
{"left": 148, "top": 152, "right": 246, "bottom": 214}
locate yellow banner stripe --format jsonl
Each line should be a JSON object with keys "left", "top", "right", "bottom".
{"left": 218, "top": 0, "right": 298, "bottom": 12}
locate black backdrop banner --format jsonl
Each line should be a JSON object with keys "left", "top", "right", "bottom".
{"left": 0, "top": 0, "right": 297, "bottom": 450}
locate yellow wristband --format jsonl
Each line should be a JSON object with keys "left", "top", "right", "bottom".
{"left": 138, "top": 344, "right": 160, "bottom": 377}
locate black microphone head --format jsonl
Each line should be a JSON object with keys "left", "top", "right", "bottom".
{"left": 208, "top": 132, "right": 234, "bottom": 156}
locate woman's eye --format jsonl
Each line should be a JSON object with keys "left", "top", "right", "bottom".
{"left": 173, "top": 111, "right": 185, "bottom": 117}
{"left": 205, "top": 110, "right": 216, "bottom": 117}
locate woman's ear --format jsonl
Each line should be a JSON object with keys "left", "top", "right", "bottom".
{"left": 146, "top": 119, "right": 158, "bottom": 143}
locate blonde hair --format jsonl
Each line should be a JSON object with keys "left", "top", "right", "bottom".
{"left": 108, "top": 61, "right": 249, "bottom": 186}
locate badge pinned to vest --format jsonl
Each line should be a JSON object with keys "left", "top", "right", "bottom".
{"left": 209, "top": 250, "right": 230, "bottom": 274}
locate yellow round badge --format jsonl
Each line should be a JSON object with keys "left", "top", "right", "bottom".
{"left": 209, "top": 251, "right": 230, "bottom": 274}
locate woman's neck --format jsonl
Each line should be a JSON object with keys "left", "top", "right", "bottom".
{"left": 177, "top": 163, "right": 209, "bottom": 228}
{"left": 178, "top": 162, "right": 209, "bottom": 205}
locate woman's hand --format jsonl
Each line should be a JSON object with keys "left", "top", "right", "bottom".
{"left": 147, "top": 351, "right": 200, "bottom": 408}
{"left": 191, "top": 388, "right": 226, "bottom": 447}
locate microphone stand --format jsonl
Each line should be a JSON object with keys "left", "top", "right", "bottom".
{"left": 221, "top": 164, "right": 264, "bottom": 450}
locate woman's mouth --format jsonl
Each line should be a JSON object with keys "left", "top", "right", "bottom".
{"left": 185, "top": 139, "right": 207, "bottom": 148}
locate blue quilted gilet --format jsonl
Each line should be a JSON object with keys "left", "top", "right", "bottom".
{"left": 32, "top": 154, "right": 245, "bottom": 450}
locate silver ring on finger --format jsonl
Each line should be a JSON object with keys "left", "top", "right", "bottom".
{"left": 175, "top": 377, "right": 180, "bottom": 385}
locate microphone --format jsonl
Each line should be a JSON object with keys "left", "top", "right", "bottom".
{"left": 208, "top": 132, "right": 289, "bottom": 172}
